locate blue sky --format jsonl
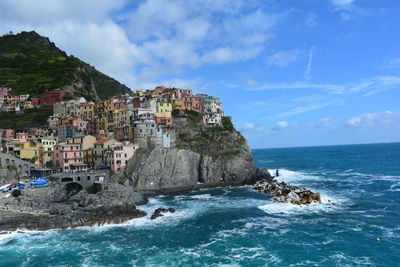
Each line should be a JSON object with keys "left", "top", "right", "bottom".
{"left": 1, "top": 0, "right": 400, "bottom": 148}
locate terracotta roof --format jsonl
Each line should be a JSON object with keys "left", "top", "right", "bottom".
{"left": 94, "top": 138, "right": 112, "bottom": 145}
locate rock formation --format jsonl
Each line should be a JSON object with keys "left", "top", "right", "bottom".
{"left": 112, "top": 115, "right": 272, "bottom": 195}
{"left": 0, "top": 182, "right": 147, "bottom": 231}
{"left": 150, "top": 207, "right": 175, "bottom": 220}
{"left": 254, "top": 179, "right": 321, "bottom": 205}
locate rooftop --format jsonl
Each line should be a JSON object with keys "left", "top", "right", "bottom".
{"left": 94, "top": 138, "right": 112, "bottom": 145}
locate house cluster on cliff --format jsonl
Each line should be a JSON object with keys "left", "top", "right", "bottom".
{"left": 0, "top": 86, "right": 224, "bottom": 174}
{"left": 0, "top": 87, "right": 73, "bottom": 112}
{"left": 0, "top": 87, "right": 32, "bottom": 112}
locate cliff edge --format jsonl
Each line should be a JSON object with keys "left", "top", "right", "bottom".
{"left": 112, "top": 112, "right": 271, "bottom": 194}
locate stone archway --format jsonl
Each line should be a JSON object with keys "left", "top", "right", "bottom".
{"left": 64, "top": 182, "right": 83, "bottom": 197}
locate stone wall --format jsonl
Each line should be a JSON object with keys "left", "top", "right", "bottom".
{"left": 0, "top": 152, "right": 38, "bottom": 178}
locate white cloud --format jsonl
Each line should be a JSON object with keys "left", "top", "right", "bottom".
{"left": 122, "top": 0, "right": 278, "bottom": 83}
{"left": 243, "top": 123, "right": 266, "bottom": 132}
{"left": 246, "top": 79, "right": 260, "bottom": 87}
{"left": 244, "top": 75, "right": 400, "bottom": 119}
{"left": 318, "top": 117, "right": 333, "bottom": 127}
{"left": 0, "top": 0, "right": 280, "bottom": 89}
{"left": 305, "top": 12, "right": 317, "bottom": 27}
{"left": 347, "top": 111, "right": 400, "bottom": 127}
{"left": 310, "top": 117, "right": 333, "bottom": 128}
{"left": 383, "top": 57, "right": 400, "bottom": 69}
{"left": 242, "top": 120, "right": 290, "bottom": 134}
{"left": 247, "top": 76, "right": 400, "bottom": 97}
{"left": 331, "top": 0, "right": 356, "bottom": 10}
{"left": 0, "top": 0, "right": 126, "bottom": 24}
{"left": 272, "top": 121, "right": 289, "bottom": 131}
{"left": 275, "top": 101, "right": 336, "bottom": 119}
{"left": 305, "top": 46, "right": 315, "bottom": 80}
{"left": 267, "top": 49, "right": 301, "bottom": 67}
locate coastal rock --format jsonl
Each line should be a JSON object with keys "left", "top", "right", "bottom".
{"left": 254, "top": 180, "right": 321, "bottom": 205}
{"left": 150, "top": 207, "right": 176, "bottom": 220}
{"left": 110, "top": 116, "right": 272, "bottom": 195}
{"left": 113, "top": 147, "right": 271, "bottom": 195}
{"left": 0, "top": 181, "right": 148, "bottom": 231}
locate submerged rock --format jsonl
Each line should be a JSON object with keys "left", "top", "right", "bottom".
{"left": 254, "top": 180, "right": 321, "bottom": 205}
{"left": 150, "top": 207, "right": 176, "bottom": 220}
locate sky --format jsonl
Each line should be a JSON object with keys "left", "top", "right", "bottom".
{"left": 0, "top": 0, "right": 399, "bottom": 148}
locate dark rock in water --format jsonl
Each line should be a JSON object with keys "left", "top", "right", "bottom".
{"left": 11, "top": 189, "right": 21, "bottom": 197}
{"left": 150, "top": 207, "right": 176, "bottom": 220}
{"left": 254, "top": 180, "right": 321, "bottom": 205}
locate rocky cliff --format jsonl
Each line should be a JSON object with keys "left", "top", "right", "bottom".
{"left": 0, "top": 113, "right": 272, "bottom": 231}
{"left": 112, "top": 113, "right": 271, "bottom": 194}
{"left": 0, "top": 181, "right": 147, "bottom": 231}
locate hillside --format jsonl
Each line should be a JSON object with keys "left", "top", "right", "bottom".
{"left": 0, "top": 106, "right": 53, "bottom": 132}
{"left": 0, "top": 31, "right": 131, "bottom": 100}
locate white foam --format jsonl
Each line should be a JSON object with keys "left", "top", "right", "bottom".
{"left": 0, "top": 229, "right": 46, "bottom": 245}
{"left": 0, "top": 230, "right": 25, "bottom": 244}
{"left": 189, "top": 194, "right": 212, "bottom": 199}
{"left": 257, "top": 192, "right": 341, "bottom": 216}
{"left": 271, "top": 168, "right": 322, "bottom": 183}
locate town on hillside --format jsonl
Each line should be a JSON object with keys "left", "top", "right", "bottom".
{"left": 0, "top": 86, "right": 224, "bottom": 175}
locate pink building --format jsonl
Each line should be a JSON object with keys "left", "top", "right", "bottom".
{"left": 15, "top": 132, "right": 28, "bottom": 142}
{"left": 66, "top": 117, "right": 89, "bottom": 132}
{"left": 0, "top": 129, "right": 15, "bottom": 139}
{"left": 173, "top": 88, "right": 192, "bottom": 99}
{"left": 0, "top": 87, "right": 11, "bottom": 96}
{"left": 105, "top": 142, "right": 138, "bottom": 172}
{"left": 53, "top": 141, "right": 86, "bottom": 172}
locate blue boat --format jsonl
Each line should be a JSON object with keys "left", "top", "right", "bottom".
{"left": 30, "top": 179, "right": 49, "bottom": 187}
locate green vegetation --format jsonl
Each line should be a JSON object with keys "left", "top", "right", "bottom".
{"left": 62, "top": 94, "right": 74, "bottom": 101}
{"left": 175, "top": 115, "right": 245, "bottom": 158}
{"left": 221, "top": 116, "right": 234, "bottom": 131}
{"left": 171, "top": 109, "right": 181, "bottom": 117}
{"left": 184, "top": 110, "right": 202, "bottom": 123}
{"left": 0, "top": 31, "right": 131, "bottom": 99}
{"left": 0, "top": 105, "right": 52, "bottom": 131}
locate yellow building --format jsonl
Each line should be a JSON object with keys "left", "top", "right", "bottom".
{"left": 102, "top": 100, "right": 115, "bottom": 137}
{"left": 40, "top": 138, "right": 57, "bottom": 165}
{"left": 20, "top": 142, "right": 39, "bottom": 164}
{"left": 83, "top": 147, "right": 95, "bottom": 169}
{"left": 5, "top": 95, "right": 16, "bottom": 102}
{"left": 95, "top": 113, "right": 107, "bottom": 138}
{"left": 156, "top": 99, "right": 172, "bottom": 114}
{"left": 76, "top": 102, "right": 95, "bottom": 121}
{"left": 172, "top": 99, "right": 183, "bottom": 110}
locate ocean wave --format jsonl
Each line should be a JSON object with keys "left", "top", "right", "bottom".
{"left": 270, "top": 168, "right": 324, "bottom": 183}
{"left": 0, "top": 230, "right": 28, "bottom": 245}
{"left": 257, "top": 201, "right": 338, "bottom": 216}
{"left": 257, "top": 190, "right": 345, "bottom": 216}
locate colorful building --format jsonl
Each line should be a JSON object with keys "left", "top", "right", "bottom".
{"left": 94, "top": 138, "right": 116, "bottom": 167}
{"left": 105, "top": 142, "right": 138, "bottom": 172}
{"left": 32, "top": 89, "right": 72, "bottom": 106}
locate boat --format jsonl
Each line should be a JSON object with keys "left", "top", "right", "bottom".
{"left": 33, "top": 184, "right": 49, "bottom": 188}
{"left": 0, "top": 184, "right": 11, "bottom": 191}
{"left": 30, "top": 179, "right": 49, "bottom": 187}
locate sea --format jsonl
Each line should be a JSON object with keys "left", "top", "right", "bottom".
{"left": 0, "top": 143, "right": 399, "bottom": 266}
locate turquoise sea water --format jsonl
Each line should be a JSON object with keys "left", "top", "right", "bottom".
{"left": 1, "top": 143, "right": 399, "bottom": 266}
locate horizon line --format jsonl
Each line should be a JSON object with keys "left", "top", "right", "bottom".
{"left": 251, "top": 141, "right": 400, "bottom": 150}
